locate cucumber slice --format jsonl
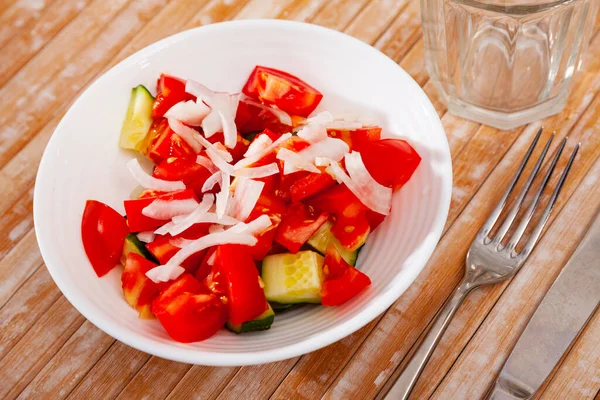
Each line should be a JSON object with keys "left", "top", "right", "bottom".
{"left": 120, "top": 233, "right": 156, "bottom": 265}
{"left": 261, "top": 251, "right": 324, "bottom": 304}
{"left": 226, "top": 304, "right": 275, "bottom": 334}
{"left": 269, "top": 301, "right": 295, "bottom": 312}
{"left": 307, "top": 221, "right": 358, "bottom": 266}
{"left": 119, "top": 85, "right": 154, "bottom": 151}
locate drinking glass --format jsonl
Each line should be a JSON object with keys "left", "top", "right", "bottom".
{"left": 421, "top": 0, "right": 599, "bottom": 130}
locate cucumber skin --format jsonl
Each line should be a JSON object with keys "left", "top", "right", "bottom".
{"left": 225, "top": 305, "right": 275, "bottom": 334}
{"left": 119, "top": 85, "right": 154, "bottom": 151}
{"left": 121, "top": 233, "right": 156, "bottom": 264}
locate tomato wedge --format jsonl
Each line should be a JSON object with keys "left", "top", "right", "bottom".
{"left": 358, "top": 138, "right": 421, "bottom": 191}
{"left": 289, "top": 170, "right": 335, "bottom": 203}
{"left": 327, "top": 126, "right": 381, "bottom": 151}
{"left": 81, "top": 200, "right": 129, "bottom": 277}
{"left": 246, "top": 193, "right": 286, "bottom": 260}
{"left": 306, "top": 185, "right": 371, "bottom": 250}
{"left": 152, "top": 157, "right": 213, "bottom": 198}
{"left": 275, "top": 203, "right": 329, "bottom": 253}
{"left": 121, "top": 253, "right": 163, "bottom": 318}
{"left": 152, "top": 74, "right": 195, "bottom": 119}
{"left": 307, "top": 184, "right": 365, "bottom": 220}
{"left": 321, "top": 245, "right": 371, "bottom": 306}
{"left": 144, "top": 118, "right": 198, "bottom": 164}
{"left": 235, "top": 100, "right": 294, "bottom": 135}
{"left": 214, "top": 245, "right": 268, "bottom": 325}
{"left": 146, "top": 223, "right": 210, "bottom": 273}
{"left": 206, "top": 132, "right": 249, "bottom": 163}
{"left": 124, "top": 189, "right": 197, "bottom": 232}
{"left": 242, "top": 66, "right": 323, "bottom": 117}
{"left": 152, "top": 274, "right": 228, "bottom": 343}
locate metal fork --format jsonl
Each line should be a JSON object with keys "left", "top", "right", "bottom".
{"left": 384, "top": 128, "right": 580, "bottom": 400}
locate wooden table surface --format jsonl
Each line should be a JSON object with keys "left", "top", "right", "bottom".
{"left": 1, "top": 0, "right": 599, "bottom": 399}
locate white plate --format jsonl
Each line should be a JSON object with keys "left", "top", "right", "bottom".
{"left": 34, "top": 20, "right": 452, "bottom": 366}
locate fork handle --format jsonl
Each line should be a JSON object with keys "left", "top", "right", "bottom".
{"left": 385, "top": 281, "right": 472, "bottom": 400}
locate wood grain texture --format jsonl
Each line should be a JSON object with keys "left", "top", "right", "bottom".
{"left": 0, "top": 1, "right": 598, "bottom": 399}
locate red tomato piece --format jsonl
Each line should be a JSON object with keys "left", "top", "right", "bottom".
{"left": 145, "top": 118, "right": 198, "bottom": 164}
{"left": 152, "top": 157, "right": 213, "bottom": 198}
{"left": 358, "top": 138, "right": 421, "bottom": 191}
{"left": 365, "top": 209, "right": 386, "bottom": 231}
{"left": 214, "top": 245, "right": 268, "bottom": 325}
{"left": 321, "top": 264, "right": 371, "bottom": 306}
{"left": 195, "top": 248, "right": 216, "bottom": 282}
{"left": 242, "top": 66, "right": 323, "bottom": 117}
{"left": 331, "top": 213, "right": 371, "bottom": 252}
{"left": 146, "top": 223, "right": 209, "bottom": 273}
{"left": 152, "top": 74, "right": 195, "bottom": 119}
{"left": 81, "top": 200, "right": 129, "bottom": 277}
{"left": 322, "top": 244, "right": 348, "bottom": 280}
{"left": 124, "top": 189, "right": 197, "bottom": 232}
{"left": 307, "top": 184, "right": 365, "bottom": 220}
{"left": 246, "top": 193, "right": 286, "bottom": 260}
{"left": 235, "top": 100, "right": 293, "bottom": 135}
{"left": 289, "top": 170, "right": 336, "bottom": 203}
{"left": 327, "top": 126, "right": 382, "bottom": 151}
{"left": 275, "top": 203, "right": 329, "bottom": 253}
{"left": 206, "top": 132, "right": 249, "bottom": 162}
{"left": 152, "top": 274, "right": 228, "bottom": 343}
{"left": 277, "top": 171, "right": 308, "bottom": 204}
{"left": 121, "top": 253, "right": 163, "bottom": 318}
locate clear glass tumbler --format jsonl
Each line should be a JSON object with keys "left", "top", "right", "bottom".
{"left": 421, "top": 0, "right": 599, "bottom": 130}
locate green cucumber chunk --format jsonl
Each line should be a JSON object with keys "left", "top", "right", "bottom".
{"left": 226, "top": 304, "right": 275, "bottom": 334}
{"left": 269, "top": 301, "right": 295, "bottom": 312}
{"left": 119, "top": 85, "right": 154, "bottom": 151}
{"left": 307, "top": 221, "right": 358, "bottom": 266}
{"left": 120, "top": 233, "right": 156, "bottom": 265}
{"left": 261, "top": 251, "right": 324, "bottom": 304}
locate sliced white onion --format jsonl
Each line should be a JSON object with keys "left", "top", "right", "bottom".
{"left": 232, "top": 177, "right": 264, "bottom": 222}
{"left": 185, "top": 80, "right": 215, "bottom": 100}
{"left": 315, "top": 157, "right": 330, "bottom": 167}
{"left": 233, "top": 162, "right": 279, "bottom": 179}
{"left": 298, "top": 137, "right": 349, "bottom": 163}
{"left": 208, "top": 224, "right": 225, "bottom": 234}
{"left": 136, "top": 231, "right": 155, "bottom": 243}
{"left": 164, "top": 100, "right": 210, "bottom": 126}
{"left": 207, "top": 251, "right": 216, "bottom": 266}
{"left": 154, "top": 194, "right": 215, "bottom": 236}
{"left": 196, "top": 155, "right": 218, "bottom": 174}
{"left": 159, "top": 230, "right": 258, "bottom": 272}
{"left": 202, "top": 171, "right": 222, "bottom": 192}
{"left": 127, "top": 159, "right": 185, "bottom": 192}
{"left": 186, "top": 80, "right": 239, "bottom": 148}
{"left": 244, "top": 134, "right": 273, "bottom": 157}
{"left": 277, "top": 148, "right": 320, "bottom": 174}
{"left": 326, "top": 120, "right": 363, "bottom": 130}
{"left": 201, "top": 110, "right": 221, "bottom": 138}
{"left": 240, "top": 94, "right": 292, "bottom": 126}
{"left": 229, "top": 214, "right": 272, "bottom": 235}
{"left": 142, "top": 198, "right": 199, "bottom": 220}
{"left": 216, "top": 171, "right": 231, "bottom": 219}
{"left": 297, "top": 123, "right": 327, "bottom": 144}
{"left": 207, "top": 148, "right": 235, "bottom": 175}
{"left": 305, "top": 111, "right": 333, "bottom": 125}
{"left": 167, "top": 118, "right": 204, "bottom": 153}
{"left": 146, "top": 265, "right": 186, "bottom": 283}
{"left": 234, "top": 133, "right": 292, "bottom": 169}
{"left": 327, "top": 159, "right": 391, "bottom": 215}
{"left": 345, "top": 151, "right": 392, "bottom": 209}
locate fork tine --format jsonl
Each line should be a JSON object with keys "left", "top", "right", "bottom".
{"left": 507, "top": 137, "right": 567, "bottom": 253}
{"left": 492, "top": 132, "right": 554, "bottom": 246}
{"left": 516, "top": 142, "right": 580, "bottom": 258}
{"left": 479, "top": 127, "right": 544, "bottom": 242}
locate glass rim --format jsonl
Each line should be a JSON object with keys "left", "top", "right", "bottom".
{"left": 452, "top": 0, "right": 582, "bottom": 15}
